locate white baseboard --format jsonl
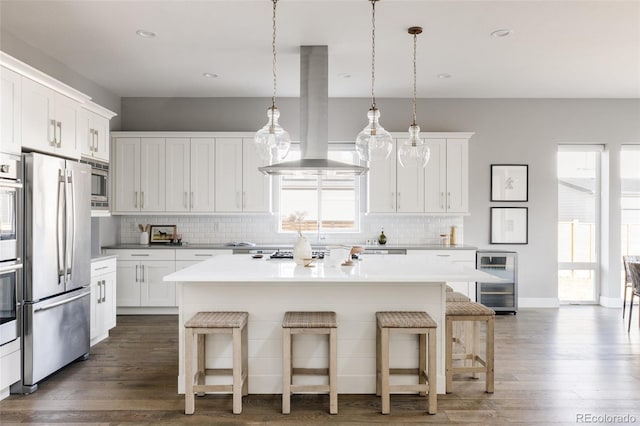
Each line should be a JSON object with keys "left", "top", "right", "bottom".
{"left": 0, "top": 386, "right": 9, "bottom": 401}
{"left": 518, "top": 297, "right": 560, "bottom": 308}
{"left": 599, "top": 296, "right": 623, "bottom": 308}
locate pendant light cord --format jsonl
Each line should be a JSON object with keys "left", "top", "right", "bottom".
{"left": 412, "top": 31, "right": 417, "bottom": 127}
{"left": 370, "top": 0, "right": 377, "bottom": 109}
{"left": 271, "top": 0, "right": 278, "bottom": 110}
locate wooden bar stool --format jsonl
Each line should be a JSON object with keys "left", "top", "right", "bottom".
{"left": 282, "top": 311, "right": 338, "bottom": 415}
{"left": 184, "top": 312, "right": 249, "bottom": 415}
{"left": 445, "top": 302, "right": 495, "bottom": 393}
{"left": 446, "top": 291, "right": 470, "bottom": 302}
{"left": 376, "top": 311, "right": 437, "bottom": 415}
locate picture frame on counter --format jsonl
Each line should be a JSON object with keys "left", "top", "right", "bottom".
{"left": 490, "top": 207, "right": 528, "bottom": 244}
{"left": 149, "top": 225, "right": 177, "bottom": 244}
{"left": 491, "top": 164, "right": 528, "bottom": 202}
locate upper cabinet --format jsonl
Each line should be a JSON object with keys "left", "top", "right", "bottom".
{"left": 368, "top": 133, "right": 473, "bottom": 215}
{"left": 215, "top": 138, "right": 270, "bottom": 213}
{"left": 0, "top": 52, "right": 116, "bottom": 159}
{"left": 0, "top": 66, "right": 22, "bottom": 155}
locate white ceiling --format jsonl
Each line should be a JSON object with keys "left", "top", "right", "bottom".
{"left": 1, "top": 0, "right": 639, "bottom": 99}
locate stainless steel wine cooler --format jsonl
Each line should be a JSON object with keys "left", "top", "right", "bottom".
{"left": 476, "top": 251, "right": 518, "bottom": 314}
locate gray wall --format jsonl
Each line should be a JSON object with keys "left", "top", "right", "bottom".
{"left": 121, "top": 96, "right": 640, "bottom": 305}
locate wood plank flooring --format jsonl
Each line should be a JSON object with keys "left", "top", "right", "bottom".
{"left": 2, "top": 307, "right": 640, "bottom": 425}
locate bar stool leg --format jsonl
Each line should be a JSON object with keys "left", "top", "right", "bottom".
{"left": 282, "top": 328, "right": 292, "bottom": 414}
{"left": 376, "top": 325, "right": 381, "bottom": 396}
{"left": 445, "top": 316, "right": 453, "bottom": 393}
{"left": 196, "top": 334, "right": 206, "bottom": 396}
{"left": 486, "top": 316, "right": 495, "bottom": 393}
{"left": 232, "top": 327, "right": 243, "bottom": 414}
{"left": 185, "top": 328, "right": 195, "bottom": 415}
{"left": 419, "top": 333, "right": 426, "bottom": 397}
{"left": 427, "top": 328, "right": 437, "bottom": 414}
{"left": 242, "top": 323, "right": 249, "bottom": 396}
{"left": 380, "top": 327, "right": 390, "bottom": 414}
{"left": 329, "top": 328, "right": 338, "bottom": 414}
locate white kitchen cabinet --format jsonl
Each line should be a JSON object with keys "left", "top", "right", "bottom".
{"left": 0, "top": 66, "right": 21, "bottom": 155}
{"left": 90, "top": 257, "right": 117, "bottom": 346}
{"left": 424, "top": 138, "right": 469, "bottom": 214}
{"left": 215, "top": 138, "right": 270, "bottom": 213}
{"left": 166, "top": 138, "right": 216, "bottom": 213}
{"left": 175, "top": 249, "right": 232, "bottom": 272}
{"left": 79, "top": 106, "right": 110, "bottom": 162}
{"left": 21, "top": 77, "right": 80, "bottom": 159}
{"left": 0, "top": 337, "right": 20, "bottom": 400}
{"left": 105, "top": 249, "right": 176, "bottom": 308}
{"left": 112, "top": 137, "right": 166, "bottom": 213}
{"left": 368, "top": 133, "right": 471, "bottom": 215}
{"left": 407, "top": 249, "right": 476, "bottom": 299}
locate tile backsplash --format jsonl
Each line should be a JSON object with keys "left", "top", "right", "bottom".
{"left": 119, "top": 215, "right": 464, "bottom": 246}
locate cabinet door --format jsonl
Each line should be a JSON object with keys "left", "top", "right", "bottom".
{"left": 396, "top": 139, "right": 425, "bottom": 213}
{"left": 102, "top": 272, "right": 116, "bottom": 331}
{"left": 91, "top": 113, "right": 110, "bottom": 162}
{"left": 78, "top": 108, "right": 93, "bottom": 158}
{"left": 21, "top": 77, "right": 55, "bottom": 153}
{"left": 445, "top": 139, "right": 468, "bottom": 213}
{"left": 368, "top": 140, "right": 397, "bottom": 212}
{"left": 113, "top": 138, "right": 141, "bottom": 212}
{"left": 115, "top": 260, "right": 140, "bottom": 306}
{"left": 140, "top": 138, "right": 166, "bottom": 212}
{"left": 54, "top": 93, "right": 80, "bottom": 159}
{"left": 242, "top": 138, "right": 270, "bottom": 212}
{"left": 90, "top": 277, "right": 100, "bottom": 340}
{"left": 424, "top": 139, "right": 447, "bottom": 213}
{"left": 0, "top": 66, "right": 22, "bottom": 154}
{"left": 190, "top": 138, "right": 216, "bottom": 212}
{"left": 140, "top": 262, "right": 176, "bottom": 307}
{"left": 165, "top": 138, "right": 190, "bottom": 212}
{"left": 215, "top": 138, "right": 243, "bottom": 212}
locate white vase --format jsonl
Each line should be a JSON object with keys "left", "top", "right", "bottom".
{"left": 293, "top": 233, "right": 312, "bottom": 265}
{"left": 139, "top": 231, "right": 149, "bottom": 245}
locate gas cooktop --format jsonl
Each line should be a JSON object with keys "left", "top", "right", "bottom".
{"left": 269, "top": 250, "right": 326, "bottom": 259}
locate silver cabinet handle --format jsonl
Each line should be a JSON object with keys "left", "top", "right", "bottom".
{"left": 89, "top": 129, "right": 94, "bottom": 151}
{"left": 397, "top": 192, "right": 401, "bottom": 210}
{"left": 141, "top": 191, "right": 145, "bottom": 209}
{"left": 101, "top": 280, "right": 106, "bottom": 303}
{"left": 190, "top": 192, "right": 194, "bottom": 209}
{"left": 96, "top": 281, "right": 101, "bottom": 304}
{"left": 391, "top": 192, "right": 394, "bottom": 210}
{"left": 94, "top": 130, "right": 99, "bottom": 153}
{"left": 134, "top": 191, "right": 138, "bottom": 208}
{"left": 94, "top": 266, "right": 108, "bottom": 271}
{"left": 194, "top": 254, "right": 212, "bottom": 257}
{"left": 183, "top": 191, "right": 187, "bottom": 208}
{"left": 56, "top": 121, "right": 62, "bottom": 147}
{"left": 50, "top": 119, "right": 57, "bottom": 146}
{"left": 447, "top": 191, "right": 451, "bottom": 209}
{"left": 131, "top": 254, "right": 149, "bottom": 257}
{"left": 440, "top": 192, "right": 444, "bottom": 209}
{"left": 141, "top": 265, "right": 145, "bottom": 282}
{"left": 135, "top": 264, "right": 139, "bottom": 282}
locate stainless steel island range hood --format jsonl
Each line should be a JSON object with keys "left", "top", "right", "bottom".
{"left": 259, "top": 46, "right": 368, "bottom": 176}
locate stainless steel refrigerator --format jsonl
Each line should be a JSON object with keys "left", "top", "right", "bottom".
{"left": 12, "top": 152, "right": 91, "bottom": 394}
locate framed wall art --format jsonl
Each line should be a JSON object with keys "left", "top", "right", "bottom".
{"left": 490, "top": 207, "right": 528, "bottom": 244}
{"left": 491, "top": 164, "right": 528, "bottom": 202}
{"left": 149, "top": 225, "right": 177, "bottom": 244}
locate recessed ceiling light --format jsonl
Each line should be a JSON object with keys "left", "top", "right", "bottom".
{"left": 438, "top": 73, "right": 451, "bottom": 79}
{"left": 203, "top": 72, "right": 218, "bottom": 78}
{"left": 338, "top": 73, "right": 352, "bottom": 79}
{"left": 491, "top": 29, "right": 512, "bottom": 38}
{"left": 136, "top": 29, "right": 157, "bottom": 38}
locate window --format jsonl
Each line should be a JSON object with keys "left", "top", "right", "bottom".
{"left": 621, "top": 145, "right": 640, "bottom": 293}
{"left": 279, "top": 146, "right": 360, "bottom": 233}
{"left": 557, "top": 145, "right": 602, "bottom": 303}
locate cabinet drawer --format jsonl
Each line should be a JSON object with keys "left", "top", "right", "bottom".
{"left": 104, "top": 249, "right": 175, "bottom": 262}
{"left": 175, "top": 249, "right": 232, "bottom": 261}
{"left": 407, "top": 249, "right": 475, "bottom": 262}
{"left": 91, "top": 258, "right": 116, "bottom": 276}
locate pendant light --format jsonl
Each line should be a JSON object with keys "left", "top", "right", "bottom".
{"left": 355, "top": 0, "right": 393, "bottom": 163}
{"left": 255, "top": 0, "right": 291, "bottom": 163}
{"left": 398, "top": 26, "right": 430, "bottom": 168}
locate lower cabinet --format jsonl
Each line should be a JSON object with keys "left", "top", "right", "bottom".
{"left": 0, "top": 338, "right": 20, "bottom": 400}
{"left": 90, "top": 257, "right": 117, "bottom": 346}
{"left": 406, "top": 249, "right": 477, "bottom": 300}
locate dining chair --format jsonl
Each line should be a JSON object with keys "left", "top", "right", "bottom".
{"left": 622, "top": 256, "right": 640, "bottom": 320}
{"left": 627, "top": 262, "right": 640, "bottom": 332}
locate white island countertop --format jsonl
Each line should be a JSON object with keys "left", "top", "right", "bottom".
{"left": 164, "top": 254, "right": 502, "bottom": 283}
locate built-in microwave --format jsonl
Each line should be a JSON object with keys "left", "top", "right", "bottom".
{"left": 81, "top": 158, "right": 109, "bottom": 210}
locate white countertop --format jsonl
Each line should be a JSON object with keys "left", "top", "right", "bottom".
{"left": 164, "top": 254, "right": 502, "bottom": 283}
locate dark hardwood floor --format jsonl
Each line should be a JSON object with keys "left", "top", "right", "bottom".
{"left": 2, "top": 308, "right": 640, "bottom": 425}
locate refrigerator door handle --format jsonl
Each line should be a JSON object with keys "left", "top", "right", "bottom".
{"left": 57, "top": 169, "right": 66, "bottom": 285}
{"left": 34, "top": 290, "right": 90, "bottom": 313}
{"left": 66, "top": 169, "right": 75, "bottom": 281}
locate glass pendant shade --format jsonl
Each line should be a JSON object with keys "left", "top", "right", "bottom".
{"left": 355, "top": 107, "right": 393, "bottom": 162}
{"left": 398, "top": 123, "right": 430, "bottom": 168}
{"left": 254, "top": 106, "right": 291, "bottom": 162}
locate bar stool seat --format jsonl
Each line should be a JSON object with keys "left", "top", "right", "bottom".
{"left": 282, "top": 311, "right": 338, "bottom": 415}
{"left": 376, "top": 311, "right": 437, "bottom": 415}
{"left": 446, "top": 291, "right": 470, "bottom": 302}
{"left": 184, "top": 312, "right": 248, "bottom": 415}
{"left": 445, "top": 302, "right": 495, "bottom": 393}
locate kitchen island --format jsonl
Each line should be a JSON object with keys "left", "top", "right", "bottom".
{"left": 164, "top": 254, "right": 500, "bottom": 395}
